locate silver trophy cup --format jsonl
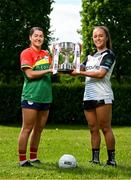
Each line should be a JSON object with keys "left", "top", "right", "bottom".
{"left": 58, "top": 42, "right": 75, "bottom": 73}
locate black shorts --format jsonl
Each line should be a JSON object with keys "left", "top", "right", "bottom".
{"left": 83, "top": 99, "right": 113, "bottom": 110}
{"left": 21, "top": 100, "right": 51, "bottom": 111}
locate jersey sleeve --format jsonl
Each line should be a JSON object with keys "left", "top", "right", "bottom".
{"left": 100, "top": 54, "right": 115, "bottom": 71}
{"left": 20, "top": 50, "right": 33, "bottom": 69}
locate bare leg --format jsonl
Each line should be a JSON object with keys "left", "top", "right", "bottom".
{"left": 18, "top": 108, "right": 37, "bottom": 151}
{"left": 96, "top": 104, "right": 116, "bottom": 166}
{"left": 84, "top": 109, "right": 101, "bottom": 163}
{"left": 30, "top": 110, "right": 49, "bottom": 151}
{"left": 96, "top": 104, "right": 115, "bottom": 150}
{"left": 84, "top": 109, "right": 101, "bottom": 149}
{"left": 18, "top": 108, "right": 38, "bottom": 166}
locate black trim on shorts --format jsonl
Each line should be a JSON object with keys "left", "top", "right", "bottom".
{"left": 21, "top": 100, "right": 51, "bottom": 111}
{"left": 83, "top": 100, "right": 109, "bottom": 110}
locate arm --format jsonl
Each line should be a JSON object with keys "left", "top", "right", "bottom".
{"left": 72, "top": 67, "right": 107, "bottom": 79}
{"left": 23, "top": 67, "right": 53, "bottom": 80}
{"left": 72, "top": 51, "right": 115, "bottom": 79}
{"left": 21, "top": 49, "right": 53, "bottom": 79}
{"left": 79, "top": 68, "right": 107, "bottom": 79}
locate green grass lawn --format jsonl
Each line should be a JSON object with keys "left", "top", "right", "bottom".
{"left": 0, "top": 124, "right": 131, "bottom": 179}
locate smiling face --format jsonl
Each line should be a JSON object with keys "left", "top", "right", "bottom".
{"left": 29, "top": 29, "right": 44, "bottom": 50}
{"left": 93, "top": 27, "right": 108, "bottom": 52}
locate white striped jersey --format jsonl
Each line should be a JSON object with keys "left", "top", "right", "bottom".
{"left": 82, "top": 49, "right": 116, "bottom": 101}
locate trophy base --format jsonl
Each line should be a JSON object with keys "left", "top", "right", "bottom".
{"left": 58, "top": 69, "right": 74, "bottom": 74}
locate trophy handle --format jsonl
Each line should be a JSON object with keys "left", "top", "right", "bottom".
{"left": 53, "top": 44, "right": 60, "bottom": 74}
{"left": 73, "top": 43, "right": 80, "bottom": 73}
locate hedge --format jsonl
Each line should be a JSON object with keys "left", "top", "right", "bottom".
{"left": 0, "top": 83, "right": 130, "bottom": 125}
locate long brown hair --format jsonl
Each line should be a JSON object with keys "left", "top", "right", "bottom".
{"left": 29, "top": 27, "right": 44, "bottom": 37}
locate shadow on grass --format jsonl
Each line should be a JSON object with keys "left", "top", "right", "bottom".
{"left": 31, "top": 161, "right": 131, "bottom": 178}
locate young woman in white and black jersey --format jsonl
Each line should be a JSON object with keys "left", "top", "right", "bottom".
{"left": 71, "top": 26, "right": 117, "bottom": 166}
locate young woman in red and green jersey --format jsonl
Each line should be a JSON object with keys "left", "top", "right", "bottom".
{"left": 18, "top": 27, "right": 53, "bottom": 167}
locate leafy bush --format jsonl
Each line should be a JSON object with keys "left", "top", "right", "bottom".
{"left": 0, "top": 83, "right": 130, "bottom": 125}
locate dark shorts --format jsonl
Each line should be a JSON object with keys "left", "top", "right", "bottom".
{"left": 83, "top": 99, "right": 113, "bottom": 110}
{"left": 21, "top": 100, "right": 51, "bottom": 111}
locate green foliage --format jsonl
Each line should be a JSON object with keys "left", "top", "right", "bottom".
{"left": 80, "top": 0, "right": 131, "bottom": 83}
{"left": 112, "top": 84, "right": 131, "bottom": 125}
{"left": 53, "top": 74, "right": 85, "bottom": 84}
{"left": 50, "top": 83, "right": 85, "bottom": 124}
{"left": 0, "top": 83, "right": 131, "bottom": 125}
{"left": 0, "top": 0, "right": 54, "bottom": 84}
{"left": 0, "top": 84, "right": 22, "bottom": 124}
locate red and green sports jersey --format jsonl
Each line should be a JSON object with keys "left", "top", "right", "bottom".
{"left": 20, "top": 47, "right": 52, "bottom": 103}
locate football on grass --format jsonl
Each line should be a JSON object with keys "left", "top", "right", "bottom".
{"left": 58, "top": 154, "right": 77, "bottom": 168}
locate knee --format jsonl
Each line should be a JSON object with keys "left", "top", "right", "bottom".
{"left": 38, "top": 127, "right": 44, "bottom": 133}
{"left": 21, "top": 126, "right": 32, "bottom": 135}
{"left": 89, "top": 124, "right": 99, "bottom": 135}
{"left": 90, "top": 129, "right": 100, "bottom": 137}
{"left": 102, "top": 127, "right": 111, "bottom": 135}
{"left": 34, "top": 126, "right": 44, "bottom": 134}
